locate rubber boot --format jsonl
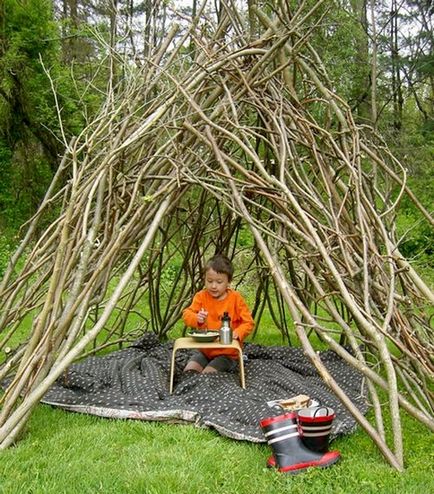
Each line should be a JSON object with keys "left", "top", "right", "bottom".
{"left": 297, "top": 406, "right": 335, "bottom": 453}
{"left": 260, "top": 412, "right": 340, "bottom": 474}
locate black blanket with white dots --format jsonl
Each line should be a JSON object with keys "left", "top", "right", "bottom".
{"left": 41, "top": 333, "right": 368, "bottom": 442}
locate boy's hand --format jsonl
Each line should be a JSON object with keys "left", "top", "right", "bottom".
{"left": 197, "top": 308, "right": 208, "bottom": 326}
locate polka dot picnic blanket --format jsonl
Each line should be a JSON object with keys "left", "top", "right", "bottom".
{"left": 42, "top": 333, "right": 368, "bottom": 442}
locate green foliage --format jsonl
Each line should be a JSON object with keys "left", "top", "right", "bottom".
{"left": 0, "top": 139, "right": 12, "bottom": 188}
{"left": 306, "top": 4, "right": 369, "bottom": 115}
{"left": 0, "top": 0, "right": 103, "bottom": 230}
{"left": 0, "top": 235, "right": 14, "bottom": 277}
{"left": 0, "top": 0, "right": 61, "bottom": 127}
{"left": 389, "top": 129, "right": 434, "bottom": 272}
{"left": 0, "top": 139, "right": 53, "bottom": 229}
{"left": 397, "top": 210, "right": 434, "bottom": 267}
{"left": 0, "top": 1, "right": 60, "bottom": 229}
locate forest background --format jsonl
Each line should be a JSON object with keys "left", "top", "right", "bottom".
{"left": 0, "top": 0, "right": 432, "bottom": 278}
{"left": 0, "top": 0, "right": 433, "bottom": 492}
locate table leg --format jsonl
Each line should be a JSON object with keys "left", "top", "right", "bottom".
{"left": 169, "top": 347, "right": 177, "bottom": 394}
{"left": 238, "top": 350, "right": 245, "bottom": 388}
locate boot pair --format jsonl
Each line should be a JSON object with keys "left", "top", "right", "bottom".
{"left": 260, "top": 406, "right": 340, "bottom": 475}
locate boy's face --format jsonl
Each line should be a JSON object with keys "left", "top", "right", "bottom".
{"left": 205, "top": 268, "right": 230, "bottom": 300}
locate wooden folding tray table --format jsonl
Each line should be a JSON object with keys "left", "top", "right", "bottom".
{"left": 169, "top": 337, "right": 246, "bottom": 394}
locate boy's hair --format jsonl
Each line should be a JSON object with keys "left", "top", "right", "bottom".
{"left": 204, "top": 254, "right": 234, "bottom": 281}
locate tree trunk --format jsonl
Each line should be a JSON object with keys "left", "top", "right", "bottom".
{"left": 369, "top": 0, "right": 378, "bottom": 129}
{"left": 390, "top": 0, "right": 403, "bottom": 131}
{"left": 349, "top": 0, "right": 371, "bottom": 122}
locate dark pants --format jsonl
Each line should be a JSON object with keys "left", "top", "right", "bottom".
{"left": 187, "top": 350, "right": 237, "bottom": 372}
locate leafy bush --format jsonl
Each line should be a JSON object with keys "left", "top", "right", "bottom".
{"left": 0, "top": 236, "right": 14, "bottom": 277}
{"left": 390, "top": 129, "right": 433, "bottom": 271}
{"left": 397, "top": 211, "right": 434, "bottom": 266}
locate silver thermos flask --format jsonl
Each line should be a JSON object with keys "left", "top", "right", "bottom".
{"left": 219, "top": 311, "right": 232, "bottom": 344}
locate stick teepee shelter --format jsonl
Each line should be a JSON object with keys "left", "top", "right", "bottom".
{"left": 0, "top": 2, "right": 433, "bottom": 470}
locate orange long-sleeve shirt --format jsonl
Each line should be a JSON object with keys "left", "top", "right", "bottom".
{"left": 182, "top": 288, "right": 254, "bottom": 360}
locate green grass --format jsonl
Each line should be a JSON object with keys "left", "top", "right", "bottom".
{"left": 0, "top": 402, "right": 433, "bottom": 494}
{"left": 1, "top": 233, "right": 433, "bottom": 494}
{"left": 1, "top": 301, "right": 433, "bottom": 493}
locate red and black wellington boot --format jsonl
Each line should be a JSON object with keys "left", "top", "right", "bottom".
{"left": 260, "top": 412, "right": 341, "bottom": 474}
{"left": 297, "top": 406, "right": 335, "bottom": 453}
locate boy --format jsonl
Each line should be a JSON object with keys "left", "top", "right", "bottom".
{"left": 182, "top": 254, "right": 254, "bottom": 374}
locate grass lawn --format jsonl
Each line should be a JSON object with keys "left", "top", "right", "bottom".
{"left": 0, "top": 240, "right": 433, "bottom": 493}
{"left": 1, "top": 319, "right": 433, "bottom": 494}
{"left": 0, "top": 401, "right": 433, "bottom": 494}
